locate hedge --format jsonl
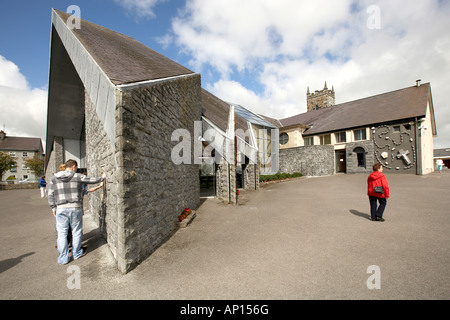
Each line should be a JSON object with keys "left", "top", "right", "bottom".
{"left": 259, "top": 172, "right": 302, "bottom": 182}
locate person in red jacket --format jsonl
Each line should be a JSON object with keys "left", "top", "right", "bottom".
{"left": 367, "top": 162, "right": 390, "bottom": 222}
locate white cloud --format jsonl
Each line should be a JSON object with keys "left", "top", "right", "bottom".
{"left": 168, "top": 0, "right": 450, "bottom": 148}
{"left": 0, "top": 55, "right": 47, "bottom": 148}
{"left": 172, "top": 0, "right": 354, "bottom": 75}
{"left": 114, "top": 0, "right": 167, "bottom": 20}
{"left": 0, "top": 55, "right": 28, "bottom": 90}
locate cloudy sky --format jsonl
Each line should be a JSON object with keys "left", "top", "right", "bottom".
{"left": 1, "top": 0, "right": 449, "bottom": 150}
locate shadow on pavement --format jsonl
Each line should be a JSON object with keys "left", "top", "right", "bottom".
{"left": 349, "top": 209, "right": 371, "bottom": 220}
{"left": 0, "top": 252, "right": 35, "bottom": 274}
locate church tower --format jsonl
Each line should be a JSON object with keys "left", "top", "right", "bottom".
{"left": 307, "top": 81, "right": 335, "bottom": 112}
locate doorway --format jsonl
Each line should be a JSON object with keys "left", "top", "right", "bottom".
{"left": 336, "top": 150, "right": 346, "bottom": 173}
{"left": 200, "top": 159, "right": 216, "bottom": 197}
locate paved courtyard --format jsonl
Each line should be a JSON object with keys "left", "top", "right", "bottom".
{"left": 1, "top": 171, "right": 449, "bottom": 300}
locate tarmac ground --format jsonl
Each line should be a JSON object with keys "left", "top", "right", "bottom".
{"left": 1, "top": 171, "right": 449, "bottom": 300}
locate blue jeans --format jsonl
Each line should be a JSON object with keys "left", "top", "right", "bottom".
{"left": 55, "top": 207, "right": 83, "bottom": 264}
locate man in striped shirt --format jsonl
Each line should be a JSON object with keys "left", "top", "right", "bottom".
{"left": 48, "top": 159, "right": 104, "bottom": 265}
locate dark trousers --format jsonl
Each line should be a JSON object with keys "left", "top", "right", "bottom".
{"left": 369, "top": 196, "right": 387, "bottom": 220}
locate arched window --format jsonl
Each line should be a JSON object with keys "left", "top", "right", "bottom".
{"left": 354, "top": 147, "right": 366, "bottom": 168}
{"left": 279, "top": 132, "right": 289, "bottom": 145}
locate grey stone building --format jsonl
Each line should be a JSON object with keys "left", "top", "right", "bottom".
{"left": 45, "top": 9, "right": 268, "bottom": 273}
{"left": 46, "top": 9, "right": 202, "bottom": 273}
{"left": 46, "top": 9, "right": 438, "bottom": 273}
{"left": 273, "top": 80, "right": 437, "bottom": 176}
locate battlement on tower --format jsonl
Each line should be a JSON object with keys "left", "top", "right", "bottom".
{"left": 307, "top": 81, "right": 335, "bottom": 112}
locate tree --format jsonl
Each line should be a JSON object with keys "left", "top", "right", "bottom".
{"left": 0, "top": 152, "right": 17, "bottom": 181}
{"left": 24, "top": 153, "right": 45, "bottom": 178}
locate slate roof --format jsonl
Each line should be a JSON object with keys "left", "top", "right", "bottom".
{"left": 280, "top": 83, "right": 434, "bottom": 136}
{"left": 201, "top": 89, "right": 231, "bottom": 133}
{"left": 434, "top": 148, "right": 450, "bottom": 158}
{"left": 201, "top": 89, "right": 249, "bottom": 139}
{"left": 54, "top": 9, "right": 194, "bottom": 85}
{"left": 52, "top": 10, "right": 251, "bottom": 146}
{"left": 0, "top": 136, "right": 43, "bottom": 152}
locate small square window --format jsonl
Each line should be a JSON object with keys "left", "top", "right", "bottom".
{"left": 354, "top": 129, "right": 367, "bottom": 141}
{"left": 320, "top": 134, "right": 331, "bottom": 145}
{"left": 335, "top": 132, "right": 346, "bottom": 143}
{"left": 304, "top": 137, "right": 314, "bottom": 146}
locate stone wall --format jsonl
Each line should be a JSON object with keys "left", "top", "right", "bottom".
{"left": 111, "top": 74, "right": 201, "bottom": 273}
{"left": 0, "top": 183, "right": 39, "bottom": 190}
{"left": 45, "top": 136, "right": 65, "bottom": 179}
{"left": 307, "top": 87, "right": 335, "bottom": 112}
{"left": 49, "top": 73, "right": 202, "bottom": 273}
{"left": 84, "top": 90, "right": 121, "bottom": 265}
{"left": 243, "top": 163, "right": 259, "bottom": 190}
{"left": 345, "top": 141, "right": 374, "bottom": 174}
{"left": 216, "top": 159, "right": 236, "bottom": 204}
{"left": 279, "top": 145, "right": 334, "bottom": 176}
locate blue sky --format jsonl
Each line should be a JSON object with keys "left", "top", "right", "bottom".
{"left": 0, "top": 0, "right": 182, "bottom": 88}
{"left": 1, "top": 0, "right": 450, "bottom": 150}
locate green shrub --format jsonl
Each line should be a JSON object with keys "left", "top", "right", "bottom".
{"left": 259, "top": 172, "right": 302, "bottom": 182}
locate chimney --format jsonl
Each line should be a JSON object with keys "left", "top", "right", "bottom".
{"left": 0, "top": 130, "right": 6, "bottom": 141}
{"left": 416, "top": 79, "right": 421, "bottom": 87}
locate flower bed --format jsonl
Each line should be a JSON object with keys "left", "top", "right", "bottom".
{"left": 179, "top": 208, "right": 196, "bottom": 228}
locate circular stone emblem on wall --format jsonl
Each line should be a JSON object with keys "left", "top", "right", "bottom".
{"left": 372, "top": 124, "right": 416, "bottom": 171}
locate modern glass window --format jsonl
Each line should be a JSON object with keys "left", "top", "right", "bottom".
{"left": 304, "top": 137, "right": 314, "bottom": 146}
{"left": 335, "top": 132, "right": 346, "bottom": 143}
{"left": 354, "top": 129, "right": 367, "bottom": 141}
{"left": 255, "top": 126, "right": 273, "bottom": 174}
{"left": 22, "top": 152, "right": 28, "bottom": 157}
{"left": 279, "top": 132, "right": 289, "bottom": 145}
{"left": 319, "top": 134, "right": 331, "bottom": 145}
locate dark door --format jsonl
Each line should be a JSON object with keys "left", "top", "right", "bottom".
{"left": 336, "top": 150, "right": 346, "bottom": 173}
{"left": 200, "top": 160, "right": 216, "bottom": 197}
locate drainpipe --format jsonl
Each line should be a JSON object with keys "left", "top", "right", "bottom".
{"left": 254, "top": 163, "right": 257, "bottom": 190}
{"left": 415, "top": 117, "right": 420, "bottom": 175}
{"left": 228, "top": 164, "right": 231, "bottom": 203}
